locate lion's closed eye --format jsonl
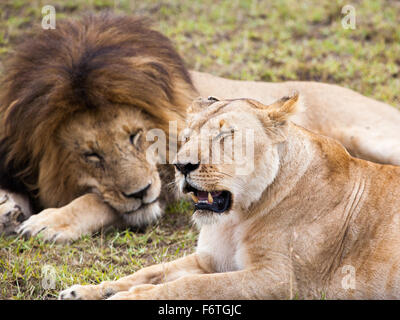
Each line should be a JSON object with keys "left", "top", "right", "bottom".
{"left": 84, "top": 152, "right": 102, "bottom": 162}
{"left": 130, "top": 129, "right": 143, "bottom": 148}
{"left": 181, "top": 128, "right": 193, "bottom": 144}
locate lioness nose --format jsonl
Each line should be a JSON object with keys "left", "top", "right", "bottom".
{"left": 174, "top": 162, "right": 200, "bottom": 175}
{"left": 123, "top": 183, "right": 151, "bottom": 200}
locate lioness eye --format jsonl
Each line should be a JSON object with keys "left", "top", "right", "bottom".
{"left": 130, "top": 130, "right": 143, "bottom": 147}
{"left": 214, "top": 128, "right": 236, "bottom": 141}
{"left": 84, "top": 152, "right": 102, "bottom": 163}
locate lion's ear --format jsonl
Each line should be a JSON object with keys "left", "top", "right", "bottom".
{"left": 265, "top": 92, "right": 302, "bottom": 125}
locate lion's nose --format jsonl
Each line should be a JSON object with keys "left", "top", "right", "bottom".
{"left": 123, "top": 183, "right": 151, "bottom": 200}
{"left": 174, "top": 162, "right": 200, "bottom": 175}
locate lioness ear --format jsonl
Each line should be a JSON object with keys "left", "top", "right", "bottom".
{"left": 187, "top": 98, "right": 201, "bottom": 114}
{"left": 266, "top": 92, "right": 301, "bottom": 125}
{"left": 187, "top": 96, "right": 221, "bottom": 114}
{"left": 254, "top": 92, "right": 302, "bottom": 142}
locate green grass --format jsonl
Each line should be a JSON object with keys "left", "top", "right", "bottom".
{"left": 0, "top": 200, "right": 197, "bottom": 299}
{"left": 0, "top": 0, "right": 399, "bottom": 299}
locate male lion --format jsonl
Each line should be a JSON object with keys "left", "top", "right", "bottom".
{"left": 0, "top": 14, "right": 196, "bottom": 240}
{"left": 60, "top": 95, "right": 400, "bottom": 299}
{"left": 1, "top": 13, "right": 400, "bottom": 242}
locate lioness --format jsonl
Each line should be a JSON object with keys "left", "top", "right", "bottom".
{"left": 1, "top": 13, "right": 400, "bottom": 242}
{"left": 59, "top": 94, "right": 400, "bottom": 299}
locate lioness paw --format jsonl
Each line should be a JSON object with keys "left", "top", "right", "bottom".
{"left": 106, "top": 284, "right": 157, "bottom": 300}
{"left": 106, "top": 291, "right": 134, "bottom": 300}
{"left": 59, "top": 285, "right": 104, "bottom": 300}
{"left": 0, "top": 194, "right": 28, "bottom": 235}
{"left": 17, "top": 208, "right": 82, "bottom": 243}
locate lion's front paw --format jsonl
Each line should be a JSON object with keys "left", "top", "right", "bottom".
{"left": 59, "top": 284, "right": 104, "bottom": 300}
{"left": 0, "top": 194, "right": 27, "bottom": 235}
{"left": 17, "top": 208, "right": 82, "bottom": 243}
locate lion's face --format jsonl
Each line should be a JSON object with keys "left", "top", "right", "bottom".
{"left": 58, "top": 106, "right": 162, "bottom": 225}
{"left": 175, "top": 96, "right": 300, "bottom": 225}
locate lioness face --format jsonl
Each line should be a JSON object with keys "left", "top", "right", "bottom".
{"left": 59, "top": 106, "right": 162, "bottom": 226}
{"left": 175, "top": 97, "right": 293, "bottom": 225}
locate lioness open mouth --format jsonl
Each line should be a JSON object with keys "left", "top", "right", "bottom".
{"left": 184, "top": 183, "right": 232, "bottom": 213}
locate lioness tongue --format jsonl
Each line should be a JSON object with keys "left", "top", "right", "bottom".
{"left": 197, "top": 191, "right": 208, "bottom": 201}
{"left": 197, "top": 191, "right": 222, "bottom": 201}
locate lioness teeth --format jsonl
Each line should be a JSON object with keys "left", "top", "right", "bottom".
{"left": 208, "top": 192, "right": 213, "bottom": 204}
{"left": 191, "top": 193, "right": 199, "bottom": 203}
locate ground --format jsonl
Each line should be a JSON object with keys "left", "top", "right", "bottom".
{"left": 0, "top": 0, "right": 399, "bottom": 299}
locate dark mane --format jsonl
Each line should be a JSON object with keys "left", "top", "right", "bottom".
{"left": 0, "top": 12, "right": 197, "bottom": 206}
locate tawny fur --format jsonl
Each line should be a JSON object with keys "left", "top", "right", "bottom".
{"left": 59, "top": 95, "right": 400, "bottom": 299}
